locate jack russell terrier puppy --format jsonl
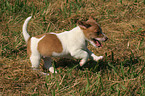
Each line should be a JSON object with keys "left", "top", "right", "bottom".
{"left": 22, "top": 16, "right": 108, "bottom": 74}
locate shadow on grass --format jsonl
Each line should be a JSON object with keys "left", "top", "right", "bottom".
{"left": 54, "top": 55, "right": 141, "bottom": 73}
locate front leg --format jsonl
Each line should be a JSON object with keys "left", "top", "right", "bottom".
{"left": 86, "top": 48, "right": 103, "bottom": 62}
{"left": 71, "top": 50, "right": 89, "bottom": 66}
{"left": 90, "top": 54, "right": 103, "bottom": 61}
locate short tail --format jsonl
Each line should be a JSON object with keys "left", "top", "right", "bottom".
{"left": 22, "top": 16, "right": 32, "bottom": 43}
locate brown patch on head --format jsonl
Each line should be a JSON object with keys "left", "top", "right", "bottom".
{"left": 78, "top": 18, "right": 104, "bottom": 39}
{"left": 37, "top": 34, "right": 63, "bottom": 57}
{"left": 27, "top": 38, "right": 31, "bottom": 57}
{"left": 78, "top": 17, "right": 108, "bottom": 47}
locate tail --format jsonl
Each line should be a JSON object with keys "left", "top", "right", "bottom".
{"left": 22, "top": 16, "right": 32, "bottom": 43}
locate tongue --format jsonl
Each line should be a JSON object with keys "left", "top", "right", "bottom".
{"left": 96, "top": 41, "right": 102, "bottom": 47}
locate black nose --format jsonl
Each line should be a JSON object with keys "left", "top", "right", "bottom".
{"left": 105, "top": 37, "right": 108, "bottom": 41}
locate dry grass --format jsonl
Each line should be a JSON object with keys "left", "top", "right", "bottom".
{"left": 0, "top": 0, "right": 145, "bottom": 95}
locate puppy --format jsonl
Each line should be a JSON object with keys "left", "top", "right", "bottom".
{"left": 22, "top": 16, "right": 108, "bottom": 74}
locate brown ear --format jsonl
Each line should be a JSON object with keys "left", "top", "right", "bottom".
{"left": 78, "top": 21, "right": 91, "bottom": 29}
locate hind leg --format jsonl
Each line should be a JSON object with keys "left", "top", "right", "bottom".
{"left": 43, "top": 57, "right": 57, "bottom": 73}
{"left": 30, "top": 55, "right": 41, "bottom": 70}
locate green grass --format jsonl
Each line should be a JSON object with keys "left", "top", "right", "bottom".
{"left": 0, "top": 0, "right": 145, "bottom": 95}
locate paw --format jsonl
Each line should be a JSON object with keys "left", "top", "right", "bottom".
{"left": 99, "top": 56, "right": 104, "bottom": 60}
{"left": 79, "top": 59, "right": 86, "bottom": 66}
{"left": 93, "top": 56, "right": 103, "bottom": 61}
{"left": 54, "top": 71, "right": 57, "bottom": 73}
{"left": 49, "top": 67, "right": 57, "bottom": 73}
{"left": 50, "top": 70, "right": 57, "bottom": 73}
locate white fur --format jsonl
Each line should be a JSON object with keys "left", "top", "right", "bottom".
{"left": 29, "top": 26, "right": 103, "bottom": 72}
{"left": 30, "top": 36, "right": 45, "bottom": 68}
{"left": 55, "top": 27, "right": 86, "bottom": 56}
{"left": 22, "top": 16, "right": 32, "bottom": 43}
{"left": 23, "top": 16, "right": 105, "bottom": 74}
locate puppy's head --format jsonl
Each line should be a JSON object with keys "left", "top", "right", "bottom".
{"left": 78, "top": 17, "right": 108, "bottom": 47}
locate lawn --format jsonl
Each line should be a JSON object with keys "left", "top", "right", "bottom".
{"left": 0, "top": 0, "right": 145, "bottom": 95}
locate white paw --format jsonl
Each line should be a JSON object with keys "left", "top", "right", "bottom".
{"left": 49, "top": 67, "right": 57, "bottom": 73}
{"left": 79, "top": 59, "right": 86, "bottom": 66}
{"left": 99, "top": 56, "right": 104, "bottom": 60}
{"left": 94, "top": 56, "right": 103, "bottom": 61}
{"left": 54, "top": 71, "right": 57, "bottom": 73}
{"left": 50, "top": 70, "right": 57, "bottom": 73}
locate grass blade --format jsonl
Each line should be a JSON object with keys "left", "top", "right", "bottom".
{"left": 52, "top": 89, "right": 55, "bottom": 96}
{"left": 119, "top": 0, "right": 122, "bottom": 4}
{"left": 111, "top": 51, "right": 114, "bottom": 61}
{"left": 121, "top": 62, "right": 125, "bottom": 80}
{"left": 85, "top": 70, "right": 90, "bottom": 92}
{"left": 108, "top": 62, "right": 117, "bottom": 74}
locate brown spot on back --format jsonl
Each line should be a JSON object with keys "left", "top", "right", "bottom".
{"left": 37, "top": 33, "right": 63, "bottom": 57}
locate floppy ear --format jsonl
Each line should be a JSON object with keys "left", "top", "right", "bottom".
{"left": 77, "top": 21, "right": 91, "bottom": 30}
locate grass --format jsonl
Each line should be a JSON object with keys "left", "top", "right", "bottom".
{"left": 0, "top": 0, "right": 145, "bottom": 95}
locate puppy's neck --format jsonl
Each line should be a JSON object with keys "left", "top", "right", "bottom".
{"left": 69, "top": 26, "right": 86, "bottom": 39}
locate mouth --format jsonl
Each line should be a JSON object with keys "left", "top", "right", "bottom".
{"left": 92, "top": 38, "right": 102, "bottom": 47}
